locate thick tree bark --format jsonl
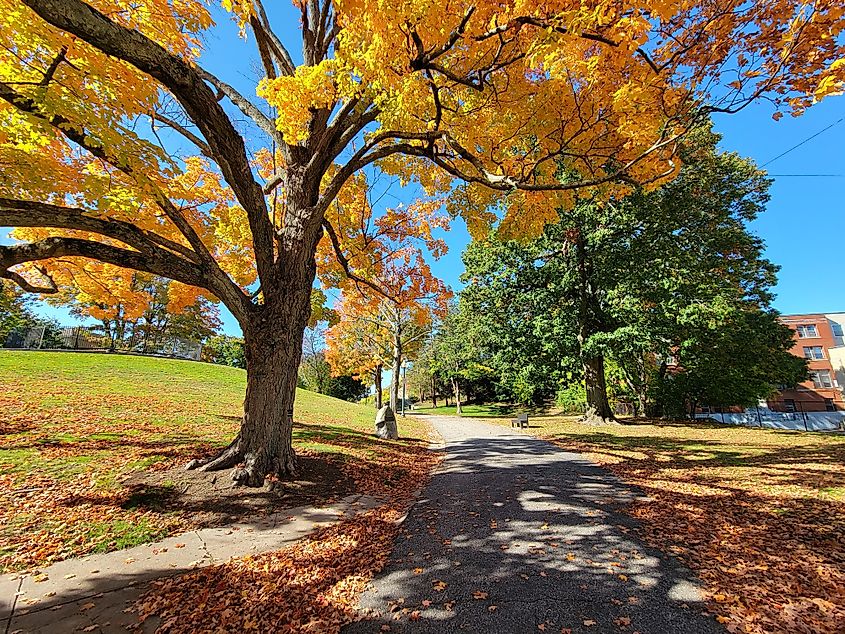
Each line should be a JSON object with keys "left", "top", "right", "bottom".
{"left": 583, "top": 354, "right": 614, "bottom": 424}
{"left": 187, "top": 165, "right": 321, "bottom": 486}
{"left": 188, "top": 283, "right": 312, "bottom": 485}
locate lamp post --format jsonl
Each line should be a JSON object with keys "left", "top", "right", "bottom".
{"left": 402, "top": 361, "right": 407, "bottom": 417}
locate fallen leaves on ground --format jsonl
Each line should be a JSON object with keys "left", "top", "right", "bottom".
{"left": 134, "top": 504, "right": 401, "bottom": 633}
{"left": 132, "top": 446, "right": 441, "bottom": 633}
{"left": 0, "top": 352, "right": 438, "bottom": 572}
{"left": 532, "top": 417, "right": 845, "bottom": 634}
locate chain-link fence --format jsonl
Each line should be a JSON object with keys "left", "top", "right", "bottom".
{"left": 3, "top": 325, "right": 202, "bottom": 361}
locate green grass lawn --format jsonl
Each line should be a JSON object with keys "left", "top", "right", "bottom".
{"left": 0, "top": 351, "right": 432, "bottom": 572}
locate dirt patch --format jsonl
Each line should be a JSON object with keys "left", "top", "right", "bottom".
{"left": 122, "top": 452, "right": 355, "bottom": 526}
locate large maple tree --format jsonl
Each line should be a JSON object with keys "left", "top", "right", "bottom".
{"left": 0, "top": 0, "right": 842, "bottom": 485}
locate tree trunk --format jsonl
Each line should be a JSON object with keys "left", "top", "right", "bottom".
{"left": 583, "top": 354, "right": 614, "bottom": 424}
{"left": 186, "top": 192, "right": 319, "bottom": 486}
{"left": 431, "top": 376, "right": 437, "bottom": 408}
{"left": 453, "top": 377, "right": 462, "bottom": 415}
{"left": 647, "top": 361, "right": 668, "bottom": 418}
{"left": 374, "top": 364, "right": 383, "bottom": 409}
{"left": 574, "top": 226, "right": 615, "bottom": 425}
{"left": 390, "top": 329, "right": 402, "bottom": 412}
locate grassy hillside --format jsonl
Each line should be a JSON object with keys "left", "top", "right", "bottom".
{"left": 0, "top": 351, "right": 432, "bottom": 572}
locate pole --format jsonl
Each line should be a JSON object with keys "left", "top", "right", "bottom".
{"left": 799, "top": 400, "right": 808, "bottom": 431}
{"left": 401, "top": 364, "right": 407, "bottom": 417}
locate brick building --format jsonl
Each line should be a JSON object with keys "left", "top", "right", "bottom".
{"left": 770, "top": 313, "right": 845, "bottom": 413}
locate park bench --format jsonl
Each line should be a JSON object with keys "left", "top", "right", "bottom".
{"left": 511, "top": 413, "right": 529, "bottom": 429}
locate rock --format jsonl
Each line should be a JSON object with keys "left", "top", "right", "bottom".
{"left": 375, "top": 405, "right": 398, "bottom": 439}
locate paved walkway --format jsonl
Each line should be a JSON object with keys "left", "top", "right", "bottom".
{"left": 1, "top": 494, "right": 383, "bottom": 633}
{"left": 345, "top": 415, "right": 722, "bottom": 634}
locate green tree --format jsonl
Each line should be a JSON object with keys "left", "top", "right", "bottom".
{"left": 461, "top": 127, "right": 802, "bottom": 421}
{"left": 202, "top": 335, "right": 246, "bottom": 369}
{"left": 461, "top": 237, "right": 580, "bottom": 405}
{"left": 429, "top": 307, "right": 490, "bottom": 415}
{"left": 1, "top": 280, "right": 36, "bottom": 341}
{"left": 325, "top": 375, "right": 369, "bottom": 403}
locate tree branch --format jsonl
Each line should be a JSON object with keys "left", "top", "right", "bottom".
{"left": 321, "top": 219, "right": 398, "bottom": 303}
{"left": 150, "top": 111, "right": 213, "bottom": 158}
{"left": 0, "top": 237, "right": 205, "bottom": 290}
{"left": 0, "top": 197, "right": 201, "bottom": 263}
{"left": 21, "top": 0, "right": 276, "bottom": 286}
{"left": 0, "top": 268, "right": 58, "bottom": 294}
{"left": 0, "top": 81, "right": 219, "bottom": 272}
{"left": 253, "top": 0, "right": 297, "bottom": 75}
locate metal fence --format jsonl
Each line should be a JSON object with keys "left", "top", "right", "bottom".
{"left": 3, "top": 325, "right": 202, "bottom": 361}
{"left": 695, "top": 407, "right": 845, "bottom": 432}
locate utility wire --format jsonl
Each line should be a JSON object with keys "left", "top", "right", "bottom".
{"left": 761, "top": 116, "right": 844, "bottom": 167}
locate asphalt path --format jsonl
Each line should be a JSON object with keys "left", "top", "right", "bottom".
{"left": 344, "top": 414, "right": 723, "bottom": 634}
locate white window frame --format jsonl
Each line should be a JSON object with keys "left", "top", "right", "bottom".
{"left": 797, "top": 324, "right": 819, "bottom": 338}
{"left": 810, "top": 369, "right": 834, "bottom": 389}
{"left": 803, "top": 346, "right": 825, "bottom": 360}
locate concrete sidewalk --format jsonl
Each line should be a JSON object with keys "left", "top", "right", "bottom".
{"left": 2, "top": 493, "right": 384, "bottom": 633}
{"left": 344, "top": 415, "right": 723, "bottom": 634}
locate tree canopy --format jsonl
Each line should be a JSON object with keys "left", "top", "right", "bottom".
{"left": 459, "top": 127, "right": 807, "bottom": 417}
{"left": 0, "top": 0, "right": 841, "bottom": 483}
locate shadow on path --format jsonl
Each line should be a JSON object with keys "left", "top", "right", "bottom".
{"left": 344, "top": 416, "right": 723, "bottom": 634}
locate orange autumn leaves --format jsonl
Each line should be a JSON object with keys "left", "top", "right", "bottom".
{"left": 317, "top": 170, "right": 451, "bottom": 381}
{"left": 131, "top": 440, "right": 441, "bottom": 633}
{"left": 2, "top": 0, "right": 843, "bottom": 311}
{"left": 543, "top": 428, "right": 845, "bottom": 634}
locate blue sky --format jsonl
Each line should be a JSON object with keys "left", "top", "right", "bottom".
{"left": 3, "top": 6, "right": 844, "bottom": 335}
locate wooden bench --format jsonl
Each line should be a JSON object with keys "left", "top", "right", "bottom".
{"left": 511, "top": 413, "right": 529, "bottom": 429}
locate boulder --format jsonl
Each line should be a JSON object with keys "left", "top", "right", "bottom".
{"left": 375, "top": 405, "right": 398, "bottom": 439}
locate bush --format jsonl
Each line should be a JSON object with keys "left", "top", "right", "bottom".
{"left": 202, "top": 335, "right": 246, "bottom": 368}
{"left": 556, "top": 383, "right": 586, "bottom": 414}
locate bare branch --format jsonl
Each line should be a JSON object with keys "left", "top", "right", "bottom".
{"left": 150, "top": 111, "right": 212, "bottom": 158}
{"left": 253, "top": 0, "right": 297, "bottom": 75}
{"left": 194, "top": 67, "right": 279, "bottom": 142}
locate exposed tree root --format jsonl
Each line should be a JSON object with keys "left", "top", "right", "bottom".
{"left": 580, "top": 407, "right": 620, "bottom": 426}
{"left": 185, "top": 434, "right": 299, "bottom": 488}
{"left": 185, "top": 434, "right": 242, "bottom": 472}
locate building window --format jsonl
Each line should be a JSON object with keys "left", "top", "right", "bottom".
{"left": 825, "top": 398, "right": 836, "bottom": 412}
{"left": 810, "top": 369, "right": 834, "bottom": 388}
{"left": 797, "top": 324, "right": 819, "bottom": 338}
{"left": 784, "top": 399, "right": 796, "bottom": 412}
{"left": 832, "top": 323, "right": 844, "bottom": 338}
{"left": 803, "top": 346, "right": 825, "bottom": 360}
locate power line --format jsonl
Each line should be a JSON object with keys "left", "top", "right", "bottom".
{"left": 760, "top": 116, "right": 844, "bottom": 167}
{"left": 767, "top": 174, "right": 845, "bottom": 178}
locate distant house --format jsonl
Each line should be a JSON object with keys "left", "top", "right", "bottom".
{"left": 772, "top": 313, "right": 845, "bottom": 413}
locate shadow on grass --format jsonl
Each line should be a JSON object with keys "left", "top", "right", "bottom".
{"left": 527, "top": 428, "right": 845, "bottom": 631}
